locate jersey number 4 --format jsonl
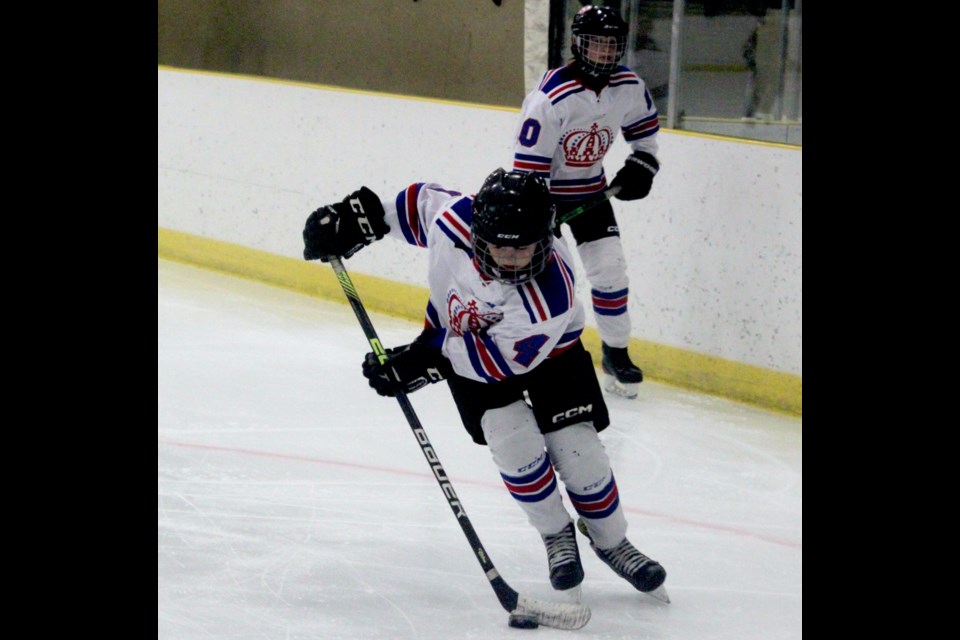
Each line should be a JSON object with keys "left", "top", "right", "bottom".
{"left": 513, "top": 334, "right": 549, "bottom": 367}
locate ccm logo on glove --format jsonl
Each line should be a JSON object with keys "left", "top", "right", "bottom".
{"left": 362, "top": 336, "right": 451, "bottom": 397}
{"left": 302, "top": 186, "right": 389, "bottom": 262}
{"left": 349, "top": 196, "right": 379, "bottom": 242}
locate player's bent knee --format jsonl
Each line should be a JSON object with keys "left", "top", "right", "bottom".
{"left": 481, "top": 400, "right": 539, "bottom": 450}
{"left": 544, "top": 422, "right": 612, "bottom": 490}
{"left": 577, "top": 237, "right": 628, "bottom": 285}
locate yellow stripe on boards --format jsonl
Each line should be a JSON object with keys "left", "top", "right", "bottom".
{"left": 158, "top": 228, "right": 801, "bottom": 416}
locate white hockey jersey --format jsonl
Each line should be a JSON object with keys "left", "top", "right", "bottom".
{"left": 380, "top": 183, "right": 586, "bottom": 384}
{"left": 512, "top": 63, "right": 660, "bottom": 203}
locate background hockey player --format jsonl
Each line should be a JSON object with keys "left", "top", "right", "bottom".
{"left": 302, "top": 168, "right": 668, "bottom": 602}
{"left": 512, "top": 4, "right": 661, "bottom": 399}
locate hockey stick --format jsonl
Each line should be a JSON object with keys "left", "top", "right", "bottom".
{"left": 327, "top": 256, "right": 591, "bottom": 631}
{"left": 556, "top": 185, "right": 622, "bottom": 225}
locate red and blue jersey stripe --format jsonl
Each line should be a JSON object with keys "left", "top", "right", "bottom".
{"left": 549, "top": 329, "right": 583, "bottom": 357}
{"left": 538, "top": 66, "right": 586, "bottom": 106}
{"left": 463, "top": 331, "right": 514, "bottom": 382}
{"left": 435, "top": 197, "right": 474, "bottom": 253}
{"left": 622, "top": 111, "right": 659, "bottom": 142}
{"left": 549, "top": 174, "right": 608, "bottom": 201}
{"left": 513, "top": 151, "right": 552, "bottom": 176}
{"left": 518, "top": 252, "right": 576, "bottom": 323}
{"left": 394, "top": 183, "right": 429, "bottom": 247}
{"left": 608, "top": 67, "right": 641, "bottom": 89}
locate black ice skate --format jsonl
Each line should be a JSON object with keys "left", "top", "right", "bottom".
{"left": 542, "top": 522, "right": 585, "bottom": 594}
{"left": 601, "top": 343, "right": 643, "bottom": 399}
{"left": 576, "top": 518, "right": 670, "bottom": 603}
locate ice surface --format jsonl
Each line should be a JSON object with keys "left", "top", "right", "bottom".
{"left": 158, "top": 258, "right": 801, "bottom": 639}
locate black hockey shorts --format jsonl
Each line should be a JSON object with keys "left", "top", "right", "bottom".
{"left": 556, "top": 199, "right": 619, "bottom": 245}
{"left": 445, "top": 341, "right": 610, "bottom": 445}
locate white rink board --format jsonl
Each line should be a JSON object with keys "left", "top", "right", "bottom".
{"left": 158, "top": 68, "right": 801, "bottom": 375}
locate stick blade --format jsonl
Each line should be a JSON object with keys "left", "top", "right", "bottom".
{"left": 513, "top": 595, "right": 591, "bottom": 630}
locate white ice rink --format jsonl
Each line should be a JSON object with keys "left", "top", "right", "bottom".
{"left": 158, "top": 258, "right": 802, "bottom": 640}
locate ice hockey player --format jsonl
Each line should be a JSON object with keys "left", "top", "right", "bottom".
{"left": 512, "top": 4, "right": 661, "bottom": 398}
{"left": 302, "top": 168, "right": 668, "bottom": 602}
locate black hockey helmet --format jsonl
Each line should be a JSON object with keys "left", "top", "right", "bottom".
{"left": 471, "top": 168, "right": 555, "bottom": 285}
{"left": 571, "top": 4, "right": 628, "bottom": 78}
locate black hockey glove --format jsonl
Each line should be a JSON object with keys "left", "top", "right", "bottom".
{"left": 303, "top": 186, "right": 389, "bottom": 262}
{"left": 362, "top": 335, "right": 451, "bottom": 397}
{"left": 610, "top": 151, "right": 659, "bottom": 201}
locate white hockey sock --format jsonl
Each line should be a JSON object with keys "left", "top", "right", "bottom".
{"left": 481, "top": 400, "right": 571, "bottom": 535}
{"left": 545, "top": 423, "right": 627, "bottom": 549}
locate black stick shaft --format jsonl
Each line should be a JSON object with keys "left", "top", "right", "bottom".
{"left": 327, "top": 257, "right": 519, "bottom": 612}
{"left": 557, "top": 186, "right": 621, "bottom": 225}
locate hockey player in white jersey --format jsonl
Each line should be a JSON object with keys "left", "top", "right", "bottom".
{"left": 302, "top": 168, "right": 668, "bottom": 601}
{"left": 512, "top": 4, "right": 660, "bottom": 399}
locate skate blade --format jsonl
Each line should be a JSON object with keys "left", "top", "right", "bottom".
{"left": 645, "top": 584, "right": 671, "bottom": 604}
{"left": 603, "top": 374, "right": 638, "bottom": 399}
{"left": 556, "top": 584, "right": 582, "bottom": 604}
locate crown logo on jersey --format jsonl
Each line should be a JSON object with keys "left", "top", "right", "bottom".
{"left": 562, "top": 124, "right": 613, "bottom": 167}
{"left": 447, "top": 291, "right": 503, "bottom": 336}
